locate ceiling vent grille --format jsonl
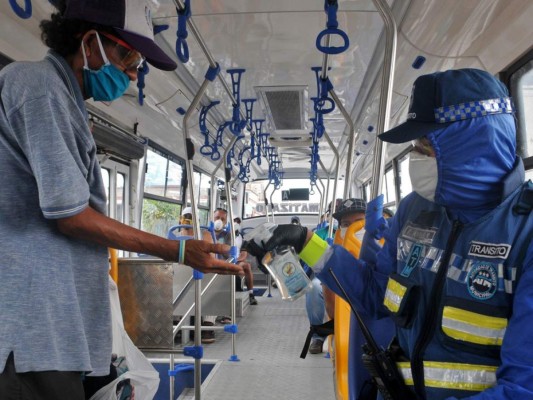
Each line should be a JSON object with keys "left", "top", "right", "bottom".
{"left": 256, "top": 85, "right": 307, "bottom": 134}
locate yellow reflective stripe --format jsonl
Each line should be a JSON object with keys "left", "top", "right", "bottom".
{"left": 383, "top": 278, "right": 407, "bottom": 313}
{"left": 442, "top": 306, "right": 506, "bottom": 346}
{"left": 396, "top": 361, "right": 497, "bottom": 391}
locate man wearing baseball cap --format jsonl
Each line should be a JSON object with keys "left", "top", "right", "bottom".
{"left": 0, "top": 1, "right": 242, "bottom": 398}
{"left": 246, "top": 69, "right": 533, "bottom": 399}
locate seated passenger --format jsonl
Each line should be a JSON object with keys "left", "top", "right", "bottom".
{"left": 292, "top": 216, "right": 328, "bottom": 355}
{"left": 214, "top": 208, "right": 258, "bottom": 305}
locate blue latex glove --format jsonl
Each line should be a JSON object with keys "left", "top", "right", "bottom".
{"left": 359, "top": 230, "right": 382, "bottom": 265}
{"left": 365, "top": 194, "right": 389, "bottom": 240}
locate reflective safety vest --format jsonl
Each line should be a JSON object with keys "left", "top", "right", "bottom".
{"left": 382, "top": 182, "right": 533, "bottom": 399}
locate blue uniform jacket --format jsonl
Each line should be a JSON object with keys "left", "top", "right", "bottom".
{"left": 318, "top": 162, "right": 533, "bottom": 400}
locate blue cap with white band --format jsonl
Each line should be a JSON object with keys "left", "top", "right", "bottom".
{"left": 379, "top": 68, "right": 514, "bottom": 144}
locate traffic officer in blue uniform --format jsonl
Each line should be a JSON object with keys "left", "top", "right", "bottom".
{"left": 245, "top": 68, "right": 533, "bottom": 400}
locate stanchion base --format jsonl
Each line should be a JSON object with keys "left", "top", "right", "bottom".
{"left": 228, "top": 354, "right": 240, "bottom": 362}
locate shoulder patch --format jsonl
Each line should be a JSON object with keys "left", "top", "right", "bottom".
{"left": 468, "top": 241, "right": 511, "bottom": 260}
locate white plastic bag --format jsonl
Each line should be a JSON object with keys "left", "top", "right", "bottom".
{"left": 89, "top": 277, "right": 160, "bottom": 400}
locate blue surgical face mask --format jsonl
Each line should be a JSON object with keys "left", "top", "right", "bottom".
{"left": 81, "top": 33, "right": 130, "bottom": 102}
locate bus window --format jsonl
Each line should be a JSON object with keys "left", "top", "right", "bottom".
{"left": 382, "top": 167, "right": 397, "bottom": 207}
{"left": 510, "top": 60, "right": 533, "bottom": 158}
{"left": 142, "top": 147, "right": 184, "bottom": 238}
{"left": 166, "top": 159, "right": 183, "bottom": 200}
{"left": 101, "top": 167, "right": 110, "bottom": 216}
{"left": 116, "top": 172, "right": 125, "bottom": 224}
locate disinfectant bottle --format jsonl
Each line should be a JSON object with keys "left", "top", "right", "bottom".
{"left": 246, "top": 223, "right": 312, "bottom": 301}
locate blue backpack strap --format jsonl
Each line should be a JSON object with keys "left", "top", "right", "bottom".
{"left": 513, "top": 181, "right": 533, "bottom": 215}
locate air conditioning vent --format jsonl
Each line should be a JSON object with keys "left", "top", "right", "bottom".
{"left": 256, "top": 85, "right": 308, "bottom": 134}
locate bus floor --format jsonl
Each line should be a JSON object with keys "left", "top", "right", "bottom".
{"left": 160, "top": 287, "right": 335, "bottom": 400}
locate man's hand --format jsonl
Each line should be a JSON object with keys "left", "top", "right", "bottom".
{"left": 184, "top": 240, "right": 244, "bottom": 276}
{"left": 237, "top": 250, "right": 248, "bottom": 263}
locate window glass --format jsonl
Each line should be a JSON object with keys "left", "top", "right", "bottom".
{"left": 199, "top": 174, "right": 211, "bottom": 207}
{"left": 198, "top": 208, "right": 210, "bottom": 226}
{"left": 398, "top": 153, "right": 412, "bottom": 199}
{"left": 144, "top": 149, "right": 167, "bottom": 197}
{"left": 141, "top": 198, "right": 181, "bottom": 238}
{"left": 101, "top": 168, "right": 110, "bottom": 216}
{"left": 116, "top": 172, "right": 125, "bottom": 223}
{"left": 526, "top": 169, "right": 533, "bottom": 181}
{"left": 382, "top": 168, "right": 397, "bottom": 205}
{"left": 511, "top": 60, "right": 533, "bottom": 159}
{"left": 166, "top": 159, "right": 183, "bottom": 200}
{"left": 363, "top": 182, "right": 371, "bottom": 203}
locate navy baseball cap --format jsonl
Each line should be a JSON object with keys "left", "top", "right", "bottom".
{"left": 333, "top": 198, "right": 367, "bottom": 221}
{"left": 64, "top": 0, "right": 177, "bottom": 71}
{"left": 379, "top": 69, "right": 513, "bottom": 144}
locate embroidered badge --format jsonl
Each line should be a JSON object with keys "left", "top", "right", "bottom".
{"left": 401, "top": 243, "right": 423, "bottom": 277}
{"left": 401, "top": 223, "right": 436, "bottom": 245}
{"left": 467, "top": 262, "right": 498, "bottom": 300}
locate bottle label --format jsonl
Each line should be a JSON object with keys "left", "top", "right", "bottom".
{"left": 278, "top": 258, "right": 309, "bottom": 296}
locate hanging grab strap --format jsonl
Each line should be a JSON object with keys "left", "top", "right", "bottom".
{"left": 176, "top": 0, "right": 191, "bottom": 63}
{"left": 311, "top": 66, "right": 335, "bottom": 114}
{"left": 136, "top": 61, "right": 149, "bottom": 106}
{"left": 9, "top": 0, "right": 32, "bottom": 19}
{"left": 199, "top": 100, "right": 220, "bottom": 156}
{"left": 315, "top": 0, "right": 350, "bottom": 55}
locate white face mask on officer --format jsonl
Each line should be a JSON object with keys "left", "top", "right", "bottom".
{"left": 409, "top": 151, "right": 438, "bottom": 202}
{"left": 213, "top": 219, "right": 225, "bottom": 231}
{"left": 234, "top": 223, "right": 241, "bottom": 231}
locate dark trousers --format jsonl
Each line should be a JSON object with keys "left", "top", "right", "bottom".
{"left": 0, "top": 353, "right": 85, "bottom": 400}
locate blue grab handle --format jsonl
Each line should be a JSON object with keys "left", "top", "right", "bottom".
{"left": 210, "top": 149, "right": 221, "bottom": 161}
{"left": 136, "top": 62, "right": 149, "bottom": 106}
{"left": 176, "top": 37, "right": 189, "bottom": 63}
{"left": 315, "top": 27, "right": 350, "bottom": 55}
{"left": 9, "top": 0, "right": 32, "bottom": 19}
{"left": 314, "top": 97, "right": 335, "bottom": 114}
{"left": 200, "top": 144, "right": 213, "bottom": 156}
{"left": 242, "top": 98, "right": 256, "bottom": 125}
{"left": 176, "top": 0, "right": 191, "bottom": 63}
{"left": 226, "top": 68, "right": 246, "bottom": 102}
{"left": 199, "top": 101, "right": 220, "bottom": 133}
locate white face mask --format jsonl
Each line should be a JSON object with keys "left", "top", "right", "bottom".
{"left": 213, "top": 219, "right": 225, "bottom": 231}
{"left": 409, "top": 151, "right": 438, "bottom": 202}
{"left": 234, "top": 223, "right": 241, "bottom": 231}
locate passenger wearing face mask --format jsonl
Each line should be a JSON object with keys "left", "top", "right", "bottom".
{"left": 0, "top": 1, "right": 246, "bottom": 398}
{"left": 245, "top": 69, "right": 533, "bottom": 400}
{"left": 214, "top": 208, "right": 258, "bottom": 306}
